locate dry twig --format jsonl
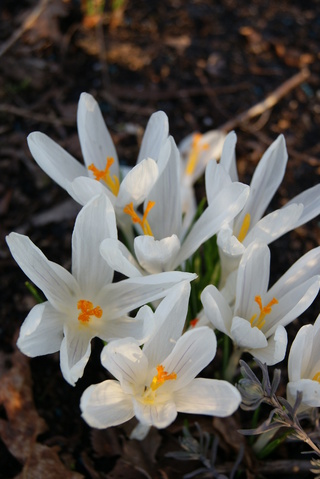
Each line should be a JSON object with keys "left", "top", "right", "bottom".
{"left": 0, "top": 0, "right": 50, "bottom": 58}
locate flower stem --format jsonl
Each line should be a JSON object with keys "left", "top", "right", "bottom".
{"left": 224, "top": 347, "right": 243, "bottom": 382}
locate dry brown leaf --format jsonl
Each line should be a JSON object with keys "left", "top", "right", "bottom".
{"left": 0, "top": 348, "right": 83, "bottom": 479}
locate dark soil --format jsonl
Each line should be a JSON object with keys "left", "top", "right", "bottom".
{"left": 1, "top": 0, "right": 320, "bottom": 478}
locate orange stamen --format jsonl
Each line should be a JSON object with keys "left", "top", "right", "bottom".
{"left": 185, "top": 133, "right": 209, "bottom": 176}
{"left": 123, "top": 200, "right": 155, "bottom": 236}
{"left": 190, "top": 318, "right": 199, "bottom": 328}
{"left": 250, "top": 295, "right": 278, "bottom": 330}
{"left": 150, "top": 365, "right": 177, "bottom": 391}
{"left": 88, "top": 157, "right": 120, "bottom": 196}
{"left": 77, "top": 300, "right": 103, "bottom": 324}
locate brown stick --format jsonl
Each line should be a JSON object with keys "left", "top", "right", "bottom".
{"left": 0, "top": 0, "right": 50, "bottom": 58}
{"left": 0, "top": 104, "right": 75, "bottom": 127}
{"left": 218, "top": 68, "right": 311, "bottom": 132}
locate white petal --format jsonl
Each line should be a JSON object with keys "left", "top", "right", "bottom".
{"left": 174, "top": 378, "right": 241, "bottom": 416}
{"left": 117, "top": 158, "right": 158, "bottom": 208}
{"left": 234, "top": 242, "right": 270, "bottom": 319}
{"left": 285, "top": 184, "right": 320, "bottom": 228}
{"left": 130, "top": 422, "right": 151, "bottom": 440}
{"left": 201, "top": 284, "right": 233, "bottom": 336}
{"left": 146, "top": 137, "right": 182, "bottom": 239}
{"left": 101, "top": 339, "right": 148, "bottom": 390}
{"left": 287, "top": 379, "right": 320, "bottom": 409}
{"left": 268, "top": 246, "right": 320, "bottom": 299}
{"left": 219, "top": 131, "right": 238, "bottom": 182}
{"left": 250, "top": 325, "right": 287, "bottom": 366}
{"left": 77, "top": 92, "right": 119, "bottom": 173}
{"left": 60, "top": 325, "right": 92, "bottom": 386}
{"left": 288, "top": 324, "right": 312, "bottom": 382}
{"left": 70, "top": 176, "right": 115, "bottom": 206}
{"left": 137, "top": 111, "right": 169, "bottom": 164}
{"left": 236, "top": 135, "right": 287, "bottom": 228}
{"left": 217, "top": 226, "right": 244, "bottom": 287}
{"left": 17, "top": 302, "right": 63, "bottom": 357}
{"left": 27, "top": 132, "right": 86, "bottom": 195}
{"left": 265, "top": 276, "right": 320, "bottom": 336}
{"left": 205, "top": 159, "right": 232, "bottom": 205}
{"left": 97, "top": 271, "right": 196, "bottom": 319}
{"left": 81, "top": 380, "right": 134, "bottom": 428}
{"left": 175, "top": 182, "right": 249, "bottom": 268}
{"left": 98, "top": 308, "right": 155, "bottom": 344}
{"left": 134, "top": 234, "right": 181, "bottom": 273}
{"left": 180, "top": 182, "right": 197, "bottom": 239}
{"left": 72, "top": 195, "right": 117, "bottom": 295}
{"left": 163, "top": 327, "right": 217, "bottom": 390}
{"left": 230, "top": 316, "right": 268, "bottom": 349}
{"left": 143, "top": 281, "right": 191, "bottom": 366}
{"left": 133, "top": 396, "right": 177, "bottom": 428}
{"left": 100, "top": 238, "right": 143, "bottom": 277}
{"left": 6, "top": 233, "right": 80, "bottom": 313}
{"left": 244, "top": 204, "right": 303, "bottom": 246}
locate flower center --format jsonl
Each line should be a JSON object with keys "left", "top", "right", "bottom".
{"left": 141, "top": 364, "right": 177, "bottom": 404}
{"left": 123, "top": 200, "right": 155, "bottom": 236}
{"left": 185, "top": 133, "right": 209, "bottom": 176}
{"left": 77, "top": 299, "right": 103, "bottom": 324}
{"left": 249, "top": 295, "right": 278, "bottom": 330}
{"left": 312, "top": 372, "right": 320, "bottom": 383}
{"left": 237, "top": 213, "right": 251, "bottom": 243}
{"left": 88, "top": 157, "right": 120, "bottom": 196}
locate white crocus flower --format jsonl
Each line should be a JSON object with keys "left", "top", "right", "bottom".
{"left": 216, "top": 132, "right": 320, "bottom": 287}
{"left": 80, "top": 282, "right": 241, "bottom": 434}
{"left": 287, "top": 314, "right": 320, "bottom": 411}
{"left": 27, "top": 93, "right": 169, "bottom": 236}
{"left": 100, "top": 136, "right": 249, "bottom": 276}
{"left": 201, "top": 242, "right": 320, "bottom": 366}
{"left": 6, "top": 195, "right": 196, "bottom": 386}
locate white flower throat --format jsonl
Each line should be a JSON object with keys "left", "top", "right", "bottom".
{"left": 249, "top": 295, "right": 278, "bottom": 330}
{"left": 140, "top": 364, "right": 177, "bottom": 405}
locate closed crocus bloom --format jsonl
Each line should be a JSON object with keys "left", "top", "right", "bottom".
{"left": 216, "top": 132, "right": 320, "bottom": 287}
{"left": 6, "top": 195, "right": 196, "bottom": 386}
{"left": 287, "top": 314, "right": 320, "bottom": 411}
{"left": 100, "top": 136, "right": 249, "bottom": 276}
{"left": 80, "top": 282, "right": 241, "bottom": 434}
{"left": 27, "top": 93, "right": 169, "bottom": 237}
{"left": 201, "top": 242, "right": 320, "bottom": 366}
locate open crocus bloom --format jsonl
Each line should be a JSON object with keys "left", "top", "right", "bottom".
{"left": 6, "top": 195, "right": 196, "bottom": 386}
{"left": 287, "top": 314, "right": 320, "bottom": 411}
{"left": 27, "top": 93, "right": 169, "bottom": 236}
{"left": 80, "top": 282, "right": 241, "bottom": 433}
{"left": 216, "top": 132, "right": 320, "bottom": 287}
{"left": 100, "top": 136, "right": 250, "bottom": 276}
{"left": 201, "top": 242, "right": 320, "bottom": 365}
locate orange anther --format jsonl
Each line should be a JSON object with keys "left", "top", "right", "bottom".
{"left": 77, "top": 300, "right": 103, "bottom": 323}
{"left": 250, "top": 295, "right": 278, "bottom": 330}
{"left": 123, "top": 200, "right": 155, "bottom": 236}
{"left": 88, "top": 157, "right": 119, "bottom": 196}
{"left": 150, "top": 364, "right": 177, "bottom": 391}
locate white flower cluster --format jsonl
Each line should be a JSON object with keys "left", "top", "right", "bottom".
{"left": 6, "top": 92, "right": 320, "bottom": 435}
